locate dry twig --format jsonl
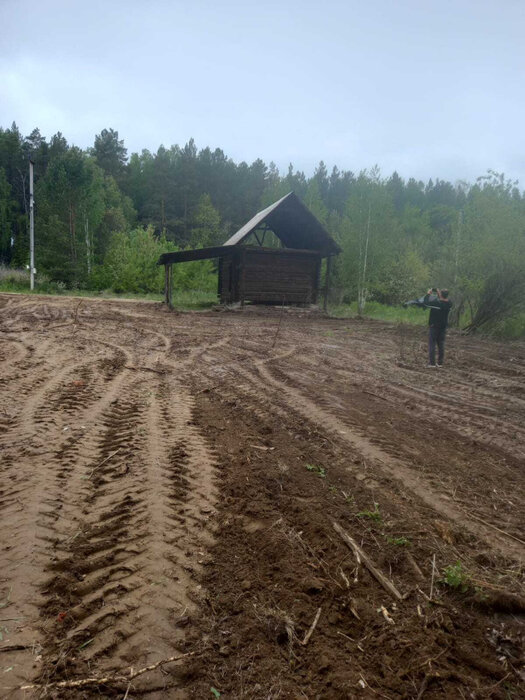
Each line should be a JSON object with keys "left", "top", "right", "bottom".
{"left": 300, "top": 607, "right": 322, "bottom": 646}
{"left": 87, "top": 447, "right": 121, "bottom": 478}
{"left": 429, "top": 554, "right": 436, "bottom": 600}
{"left": 20, "top": 650, "right": 197, "bottom": 691}
{"left": 332, "top": 521, "right": 403, "bottom": 600}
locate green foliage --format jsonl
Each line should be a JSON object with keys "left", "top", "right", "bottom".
{"left": 357, "top": 504, "right": 382, "bottom": 522}
{"left": 93, "top": 226, "right": 217, "bottom": 295}
{"left": 0, "top": 264, "right": 67, "bottom": 294}
{"left": 330, "top": 300, "right": 429, "bottom": 325}
{"left": 188, "top": 193, "right": 223, "bottom": 247}
{"left": 0, "top": 124, "right": 524, "bottom": 335}
{"left": 490, "top": 312, "right": 525, "bottom": 340}
{"left": 305, "top": 464, "right": 326, "bottom": 478}
{"left": 441, "top": 562, "right": 470, "bottom": 592}
{"left": 0, "top": 266, "right": 217, "bottom": 308}
{"left": 0, "top": 167, "right": 17, "bottom": 264}
{"left": 92, "top": 128, "right": 127, "bottom": 180}
{"left": 92, "top": 226, "right": 169, "bottom": 293}
{"left": 374, "top": 249, "right": 430, "bottom": 305}
{"left": 386, "top": 536, "right": 410, "bottom": 546}
{"left": 0, "top": 264, "right": 31, "bottom": 289}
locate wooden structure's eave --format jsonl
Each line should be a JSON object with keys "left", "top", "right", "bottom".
{"left": 157, "top": 245, "right": 236, "bottom": 266}
{"left": 157, "top": 244, "right": 329, "bottom": 267}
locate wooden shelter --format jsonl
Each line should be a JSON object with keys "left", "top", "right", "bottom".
{"left": 157, "top": 192, "right": 341, "bottom": 308}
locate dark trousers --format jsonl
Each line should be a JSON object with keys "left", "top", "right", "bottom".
{"left": 428, "top": 326, "right": 446, "bottom": 365}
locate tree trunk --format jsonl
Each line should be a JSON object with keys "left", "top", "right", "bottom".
{"left": 85, "top": 215, "right": 91, "bottom": 276}
{"left": 357, "top": 202, "right": 371, "bottom": 316}
{"left": 70, "top": 203, "right": 77, "bottom": 264}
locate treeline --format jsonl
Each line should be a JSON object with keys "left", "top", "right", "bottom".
{"left": 1, "top": 122, "right": 524, "bottom": 333}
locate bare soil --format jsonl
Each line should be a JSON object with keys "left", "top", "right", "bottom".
{"left": 0, "top": 293, "right": 524, "bottom": 699}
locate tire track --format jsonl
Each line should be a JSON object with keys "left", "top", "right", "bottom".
{"left": 237, "top": 355, "right": 524, "bottom": 561}
{"left": 36, "top": 358, "right": 217, "bottom": 694}
{"left": 0, "top": 331, "right": 134, "bottom": 691}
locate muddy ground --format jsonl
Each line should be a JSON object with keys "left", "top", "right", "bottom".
{"left": 0, "top": 293, "right": 524, "bottom": 699}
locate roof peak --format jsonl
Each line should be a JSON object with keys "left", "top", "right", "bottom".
{"left": 222, "top": 191, "right": 340, "bottom": 255}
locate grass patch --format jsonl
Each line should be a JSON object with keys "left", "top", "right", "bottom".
{"left": 357, "top": 503, "right": 382, "bottom": 522}
{"left": 329, "top": 300, "right": 428, "bottom": 325}
{"left": 329, "top": 298, "right": 525, "bottom": 338}
{"left": 0, "top": 267, "right": 217, "bottom": 310}
{"left": 441, "top": 561, "right": 470, "bottom": 592}
{"left": 305, "top": 464, "right": 326, "bottom": 478}
{"left": 386, "top": 535, "right": 410, "bottom": 546}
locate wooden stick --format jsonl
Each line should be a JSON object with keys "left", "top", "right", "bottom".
{"left": 336, "top": 631, "right": 355, "bottom": 642}
{"left": 0, "top": 644, "right": 32, "bottom": 653}
{"left": 20, "top": 650, "right": 196, "bottom": 691}
{"left": 127, "top": 651, "right": 196, "bottom": 681}
{"left": 300, "top": 607, "right": 322, "bottom": 646}
{"left": 405, "top": 551, "right": 424, "bottom": 581}
{"left": 332, "top": 521, "right": 403, "bottom": 600}
{"left": 87, "top": 448, "right": 121, "bottom": 478}
{"left": 124, "top": 365, "right": 170, "bottom": 375}
{"left": 465, "top": 511, "right": 525, "bottom": 546}
{"left": 429, "top": 554, "right": 436, "bottom": 600}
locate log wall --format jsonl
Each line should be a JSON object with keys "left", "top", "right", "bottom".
{"left": 219, "top": 247, "right": 321, "bottom": 305}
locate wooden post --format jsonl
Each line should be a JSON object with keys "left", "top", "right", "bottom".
{"left": 167, "top": 264, "right": 173, "bottom": 309}
{"left": 313, "top": 255, "right": 322, "bottom": 305}
{"left": 240, "top": 247, "right": 246, "bottom": 307}
{"left": 164, "top": 264, "right": 173, "bottom": 309}
{"left": 217, "top": 256, "right": 223, "bottom": 302}
{"left": 324, "top": 255, "right": 332, "bottom": 312}
{"left": 29, "top": 159, "right": 35, "bottom": 290}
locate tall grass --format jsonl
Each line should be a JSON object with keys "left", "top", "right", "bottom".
{"left": 0, "top": 265, "right": 32, "bottom": 288}
{"left": 329, "top": 300, "right": 525, "bottom": 338}
{"left": 0, "top": 265, "right": 217, "bottom": 309}
{"left": 329, "top": 300, "right": 428, "bottom": 325}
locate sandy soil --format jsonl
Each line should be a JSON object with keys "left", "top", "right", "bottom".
{"left": 0, "top": 293, "right": 523, "bottom": 699}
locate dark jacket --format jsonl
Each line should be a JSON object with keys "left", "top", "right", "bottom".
{"left": 403, "top": 294, "right": 453, "bottom": 329}
{"left": 423, "top": 294, "right": 452, "bottom": 329}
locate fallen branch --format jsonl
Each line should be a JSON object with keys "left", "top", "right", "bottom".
{"left": 465, "top": 511, "right": 525, "bottom": 546}
{"left": 0, "top": 645, "right": 32, "bottom": 653}
{"left": 332, "top": 521, "right": 403, "bottom": 600}
{"left": 300, "top": 607, "right": 322, "bottom": 645}
{"left": 20, "top": 650, "right": 197, "bottom": 691}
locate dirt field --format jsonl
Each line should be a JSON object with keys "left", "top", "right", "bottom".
{"left": 1, "top": 293, "right": 524, "bottom": 699}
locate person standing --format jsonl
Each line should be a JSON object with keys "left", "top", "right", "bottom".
{"left": 425, "top": 288, "right": 452, "bottom": 367}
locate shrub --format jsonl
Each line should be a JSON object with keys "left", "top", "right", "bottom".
{"left": 93, "top": 226, "right": 216, "bottom": 294}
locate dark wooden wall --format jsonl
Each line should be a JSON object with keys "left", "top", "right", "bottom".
{"left": 219, "top": 247, "right": 321, "bottom": 305}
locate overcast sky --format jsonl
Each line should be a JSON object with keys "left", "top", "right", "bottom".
{"left": 1, "top": 0, "right": 524, "bottom": 186}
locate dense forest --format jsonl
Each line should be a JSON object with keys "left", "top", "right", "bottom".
{"left": 1, "top": 122, "right": 524, "bottom": 334}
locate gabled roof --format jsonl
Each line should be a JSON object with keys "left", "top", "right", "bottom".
{"left": 223, "top": 191, "right": 341, "bottom": 255}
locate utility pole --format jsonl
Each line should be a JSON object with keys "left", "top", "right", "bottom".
{"left": 29, "top": 158, "right": 35, "bottom": 290}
